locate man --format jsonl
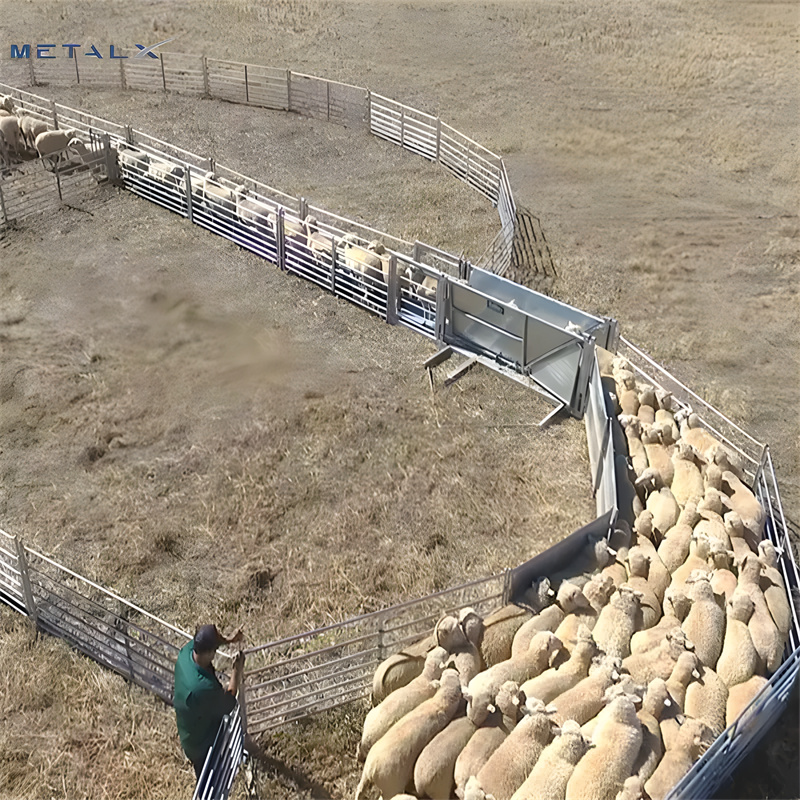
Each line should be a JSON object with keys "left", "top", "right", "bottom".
{"left": 173, "top": 623, "right": 245, "bottom": 780}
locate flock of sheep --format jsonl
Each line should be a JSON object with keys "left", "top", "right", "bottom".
{"left": 353, "top": 351, "right": 792, "bottom": 800}
{"left": 0, "top": 94, "right": 95, "bottom": 172}
{"left": 116, "top": 143, "right": 439, "bottom": 303}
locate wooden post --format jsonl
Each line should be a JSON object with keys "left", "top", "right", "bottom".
{"left": 74, "top": 55, "right": 80, "bottom": 85}
{"left": 184, "top": 167, "right": 194, "bottom": 223}
{"left": 386, "top": 254, "right": 399, "bottom": 325}
{"left": 14, "top": 537, "right": 37, "bottom": 628}
{"left": 244, "top": 64, "right": 249, "bottom": 103}
{"left": 0, "top": 183, "right": 8, "bottom": 228}
{"left": 326, "top": 80, "right": 331, "bottom": 121}
{"left": 51, "top": 100, "right": 59, "bottom": 130}
{"left": 160, "top": 53, "right": 167, "bottom": 92}
{"left": 28, "top": 59, "right": 35, "bottom": 87}
{"left": 366, "top": 90, "right": 371, "bottom": 130}
{"left": 435, "top": 117, "right": 442, "bottom": 162}
{"left": 286, "top": 69, "right": 292, "bottom": 112}
{"left": 202, "top": 56, "right": 210, "bottom": 98}
{"left": 400, "top": 107, "right": 405, "bottom": 147}
{"left": 412, "top": 241, "right": 422, "bottom": 262}
{"left": 125, "top": 124, "right": 134, "bottom": 145}
{"left": 298, "top": 197, "right": 308, "bottom": 221}
{"left": 120, "top": 55, "right": 126, "bottom": 90}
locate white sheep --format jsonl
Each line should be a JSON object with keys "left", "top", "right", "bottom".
{"left": 632, "top": 678, "right": 670, "bottom": 782}
{"left": 659, "top": 650, "right": 702, "bottom": 751}
{"left": 758, "top": 540, "right": 792, "bottom": 641}
{"left": 508, "top": 719, "right": 591, "bottom": 800}
{"left": 622, "top": 626, "right": 694, "bottom": 685}
{"left": 644, "top": 717, "right": 713, "bottom": 800}
{"left": 625, "top": 547, "right": 662, "bottom": 629}
{"left": 355, "top": 669, "right": 463, "bottom": 800}
{"left": 640, "top": 425, "right": 674, "bottom": 486}
{"left": 414, "top": 714, "right": 477, "bottom": 800}
{"left": 670, "top": 442, "right": 706, "bottom": 508}
{"left": 737, "top": 552, "right": 783, "bottom": 674}
{"left": 14, "top": 112, "right": 48, "bottom": 151}
{"left": 515, "top": 582, "right": 590, "bottom": 657}
{"left": 236, "top": 190, "right": 275, "bottom": 234}
{"left": 684, "top": 662, "right": 729, "bottom": 736}
{"left": 341, "top": 233, "right": 388, "bottom": 285}
{"left": 371, "top": 635, "right": 434, "bottom": 705}
{"left": 680, "top": 571, "right": 726, "bottom": 669}
{"left": 725, "top": 674, "right": 769, "bottom": 728}
{"left": 564, "top": 695, "right": 643, "bottom": 800}
{"left": 669, "top": 534, "right": 713, "bottom": 592}
{"left": 591, "top": 584, "right": 643, "bottom": 659}
{"left": 721, "top": 470, "right": 766, "bottom": 544}
{"left": 477, "top": 697, "right": 557, "bottom": 800}
{"left": 636, "top": 473, "right": 681, "bottom": 536}
{"left": 0, "top": 114, "right": 24, "bottom": 156}
{"left": 715, "top": 589, "right": 759, "bottom": 687}
{"left": 479, "top": 604, "right": 534, "bottom": 667}
{"left": 357, "top": 645, "right": 448, "bottom": 762}
{"left": 34, "top": 128, "right": 79, "bottom": 169}
{"left": 447, "top": 608, "right": 486, "bottom": 687}
{"left": 546, "top": 654, "right": 622, "bottom": 727}
{"left": 656, "top": 502, "right": 698, "bottom": 573}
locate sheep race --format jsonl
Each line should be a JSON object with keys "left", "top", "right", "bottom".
{"left": 1, "top": 2, "right": 799, "bottom": 800}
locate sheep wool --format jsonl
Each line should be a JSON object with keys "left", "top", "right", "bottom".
{"left": 644, "top": 717, "right": 713, "bottom": 800}
{"left": 565, "top": 695, "right": 643, "bottom": 800}
{"left": 508, "top": 720, "right": 590, "bottom": 800}
{"left": 715, "top": 590, "right": 759, "bottom": 687}
{"left": 372, "top": 636, "right": 434, "bottom": 704}
{"left": 632, "top": 678, "right": 670, "bottom": 782}
{"left": 477, "top": 698, "right": 556, "bottom": 800}
{"left": 546, "top": 654, "right": 622, "bottom": 726}
{"left": 680, "top": 573, "right": 725, "bottom": 669}
{"left": 355, "top": 669, "right": 463, "bottom": 800}
{"left": 480, "top": 605, "right": 534, "bottom": 667}
{"left": 592, "top": 584, "right": 643, "bottom": 659}
{"left": 684, "top": 664, "right": 729, "bottom": 736}
{"left": 726, "top": 674, "right": 770, "bottom": 728}
{"left": 414, "top": 714, "right": 477, "bottom": 800}
{"left": 625, "top": 547, "right": 662, "bottom": 630}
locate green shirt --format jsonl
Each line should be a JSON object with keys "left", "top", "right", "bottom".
{"left": 173, "top": 640, "right": 237, "bottom": 764}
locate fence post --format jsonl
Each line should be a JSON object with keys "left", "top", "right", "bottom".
{"left": 286, "top": 69, "right": 292, "bottom": 112}
{"left": 435, "top": 117, "right": 442, "bottom": 163}
{"left": 51, "top": 100, "right": 59, "bottom": 130}
{"left": 28, "top": 59, "right": 36, "bottom": 86}
{"left": 74, "top": 55, "right": 80, "bottom": 85}
{"left": 276, "top": 209, "right": 286, "bottom": 271}
{"left": 753, "top": 444, "right": 769, "bottom": 489}
{"left": 386, "top": 253, "right": 399, "bottom": 325}
{"left": 54, "top": 166, "right": 63, "bottom": 202}
{"left": 412, "top": 241, "right": 423, "bottom": 262}
{"left": 120, "top": 56, "right": 126, "bottom": 90}
{"left": 244, "top": 64, "right": 249, "bottom": 104}
{"left": 330, "top": 237, "right": 338, "bottom": 294}
{"left": 125, "top": 124, "right": 134, "bottom": 145}
{"left": 202, "top": 56, "right": 210, "bottom": 98}
{"left": 184, "top": 167, "right": 194, "bottom": 223}
{"left": 207, "top": 157, "right": 215, "bottom": 175}
{"left": 366, "top": 90, "right": 371, "bottom": 129}
{"left": 298, "top": 197, "right": 308, "bottom": 221}
{"left": 434, "top": 275, "right": 447, "bottom": 344}
{"left": 326, "top": 80, "right": 331, "bottom": 121}
{"left": 14, "top": 537, "right": 38, "bottom": 628}
{"left": 160, "top": 53, "right": 167, "bottom": 92}
{"left": 400, "top": 107, "right": 405, "bottom": 147}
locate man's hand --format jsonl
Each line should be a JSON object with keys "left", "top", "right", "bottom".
{"left": 233, "top": 651, "right": 245, "bottom": 674}
{"left": 226, "top": 626, "right": 245, "bottom": 645}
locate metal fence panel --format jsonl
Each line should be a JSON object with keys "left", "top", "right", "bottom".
{"left": 206, "top": 59, "right": 249, "bottom": 104}
{"left": 161, "top": 53, "right": 204, "bottom": 95}
{"left": 370, "top": 94, "right": 438, "bottom": 161}
{"left": 193, "top": 705, "right": 245, "bottom": 800}
{"left": 0, "top": 531, "right": 26, "bottom": 614}
{"left": 121, "top": 57, "right": 164, "bottom": 92}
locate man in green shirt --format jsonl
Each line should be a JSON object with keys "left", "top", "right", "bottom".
{"left": 173, "top": 624, "right": 245, "bottom": 780}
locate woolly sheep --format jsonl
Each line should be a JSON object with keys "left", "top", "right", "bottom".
{"left": 520, "top": 625, "right": 598, "bottom": 704}
{"left": 629, "top": 611, "right": 685, "bottom": 657}
{"left": 476, "top": 698, "right": 557, "bottom": 800}
{"left": 0, "top": 115, "right": 24, "bottom": 156}
{"left": 357, "top": 645, "right": 449, "bottom": 761}
{"left": 715, "top": 589, "right": 759, "bottom": 687}
{"left": 372, "top": 635, "right": 434, "bottom": 705}
{"left": 632, "top": 678, "right": 670, "bottom": 782}
{"left": 236, "top": 191, "right": 275, "bottom": 234}
{"left": 758, "top": 540, "right": 792, "bottom": 640}
{"left": 545, "top": 654, "right": 622, "bottom": 726}
{"left": 355, "top": 669, "right": 463, "bottom": 800}
{"left": 15, "top": 113, "right": 48, "bottom": 151}
{"left": 480, "top": 605, "right": 534, "bottom": 667}
{"left": 638, "top": 473, "right": 681, "bottom": 536}
{"left": 724, "top": 511, "right": 756, "bottom": 562}
{"left": 679, "top": 412, "right": 723, "bottom": 459}
{"left": 725, "top": 674, "right": 769, "bottom": 728}
{"left": 669, "top": 534, "right": 713, "bottom": 592}
{"left": 625, "top": 547, "right": 662, "bottom": 629}
{"left": 684, "top": 663, "right": 729, "bottom": 736}
{"left": 454, "top": 681, "right": 524, "bottom": 798}
{"left": 148, "top": 157, "right": 185, "bottom": 185}
{"left": 640, "top": 426, "right": 674, "bottom": 486}
{"left": 659, "top": 650, "right": 702, "bottom": 751}
{"left": 721, "top": 470, "right": 765, "bottom": 543}
{"left": 680, "top": 572, "right": 725, "bottom": 669}
{"left": 669, "top": 442, "right": 706, "bottom": 507}
{"left": 564, "top": 695, "right": 643, "bottom": 800}
{"left": 341, "top": 234, "right": 389, "bottom": 284}
{"left": 644, "top": 717, "right": 713, "bottom": 800}
{"left": 447, "top": 608, "right": 486, "bottom": 687}
{"left": 592, "top": 584, "right": 643, "bottom": 659}
{"left": 414, "top": 714, "right": 477, "bottom": 800}
{"left": 34, "top": 128, "right": 79, "bottom": 167}
{"left": 508, "top": 720, "right": 591, "bottom": 800}
{"left": 622, "top": 627, "right": 694, "bottom": 685}
{"left": 615, "top": 776, "right": 646, "bottom": 800}
{"left": 656, "top": 506, "right": 697, "bottom": 573}
{"left": 622, "top": 417, "right": 649, "bottom": 478}
{"left": 737, "top": 552, "right": 783, "bottom": 674}
{"left": 466, "top": 632, "right": 561, "bottom": 725}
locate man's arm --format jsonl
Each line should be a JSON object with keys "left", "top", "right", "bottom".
{"left": 226, "top": 651, "right": 245, "bottom": 697}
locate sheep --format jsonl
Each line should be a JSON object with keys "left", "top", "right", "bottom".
{"left": 636, "top": 474, "right": 680, "bottom": 538}
{"left": 724, "top": 511, "right": 756, "bottom": 562}
{"left": 15, "top": 113, "right": 48, "bottom": 151}
{"left": 553, "top": 583, "right": 608, "bottom": 652}
{"left": 637, "top": 386, "right": 657, "bottom": 426}
{"left": 621, "top": 417, "right": 649, "bottom": 478}
{"left": 0, "top": 115, "right": 24, "bottom": 156}
{"left": 189, "top": 171, "right": 239, "bottom": 214}
{"left": 0, "top": 129, "right": 9, "bottom": 170}
{"left": 447, "top": 608, "right": 486, "bottom": 687}
{"left": 34, "top": 128, "right": 82, "bottom": 169}
{"left": 615, "top": 453, "right": 641, "bottom": 526}
{"left": 0, "top": 95, "right": 15, "bottom": 113}
{"left": 656, "top": 502, "right": 698, "bottom": 573}
{"left": 644, "top": 717, "right": 713, "bottom": 800}
{"left": 510, "top": 596, "right": 566, "bottom": 658}
{"left": 600, "top": 523, "right": 632, "bottom": 589}
{"left": 669, "top": 533, "right": 713, "bottom": 592}
{"left": 507, "top": 719, "right": 591, "bottom": 800}
{"left": 414, "top": 714, "right": 477, "bottom": 800}
{"left": 721, "top": 470, "right": 766, "bottom": 543}
{"left": 454, "top": 681, "right": 524, "bottom": 798}
{"left": 546, "top": 654, "right": 622, "bottom": 726}
{"left": 357, "top": 645, "right": 449, "bottom": 761}
{"left": 479, "top": 605, "right": 534, "bottom": 667}
{"left": 615, "top": 776, "right": 646, "bottom": 800}
{"left": 341, "top": 233, "right": 388, "bottom": 285}
{"left": 625, "top": 547, "right": 662, "bottom": 629}
{"left": 629, "top": 519, "right": 671, "bottom": 603}
{"left": 578, "top": 676, "right": 644, "bottom": 741}
{"left": 679, "top": 412, "right": 724, "bottom": 460}
{"left": 591, "top": 584, "right": 643, "bottom": 659}
{"left": 737, "top": 552, "right": 783, "bottom": 674}
{"left": 302, "top": 215, "right": 335, "bottom": 263}
{"left": 466, "top": 632, "right": 562, "bottom": 725}
{"left": 680, "top": 571, "right": 725, "bottom": 669}
{"left": 622, "top": 627, "right": 695, "bottom": 685}
{"left": 116, "top": 145, "right": 150, "bottom": 175}
{"left": 629, "top": 611, "right": 685, "bottom": 656}
{"left": 617, "top": 375, "right": 640, "bottom": 416}
{"left": 725, "top": 674, "right": 769, "bottom": 727}
{"left": 372, "top": 636, "right": 434, "bottom": 705}
{"left": 640, "top": 425, "right": 674, "bottom": 486}
{"left": 758, "top": 540, "right": 792, "bottom": 640}
{"left": 684, "top": 663, "right": 729, "bottom": 736}
{"left": 715, "top": 589, "right": 759, "bottom": 688}
{"left": 476, "top": 698, "right": 557, "bottom": 800}
{"left": 659, "top": 650, "right": 702, "bottom": 751}
{"left": 670, "top": 442, "right": 706, "bottom": 507}
{"left": 632, "top": 678, "right": 671, "bottom": 782}
{"left": 355, "top": 669, "right": 463, "bottom": 800}
{"left": 564, "top": 695, "right": 643, "bottom": 800}
{"left": 520, "top": 625, "right": 599, "bottom": 704}
{"left": 707, "top": 442, "right": 747, "bottom": 483}
{"left": 236, "top": 190, "right": 275, "bottom": 235}
{"left": 583, "top": 572, "right": 616, "bottom": 617}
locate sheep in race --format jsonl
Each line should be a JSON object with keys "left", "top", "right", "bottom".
{"left": 34, "top": 128, "right": 80, "bottom": 170}
{"left": 0, "top": 114, "right": 25, "bottom": 158}
{"left": 14, "top": 111, "right": 48, "bottom": 152}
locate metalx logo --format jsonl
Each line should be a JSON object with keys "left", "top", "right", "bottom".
{"left": 9, "top": 38, "right": 174, "bottom": 60}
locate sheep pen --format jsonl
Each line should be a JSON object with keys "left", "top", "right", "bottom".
{"left": 1, "top": 1, "right": 799, "bottom": 799}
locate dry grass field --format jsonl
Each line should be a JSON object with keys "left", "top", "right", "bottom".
{"left": 1, "top": 1, "right": 798, "bottom": 798}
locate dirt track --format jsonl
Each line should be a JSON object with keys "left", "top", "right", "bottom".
{"left": 0, "top": 1, "right": 798, "bottom": 798}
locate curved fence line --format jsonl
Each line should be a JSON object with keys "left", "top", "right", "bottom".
{"left": 0, "top": 75, "right": 798, "bottom": 800}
